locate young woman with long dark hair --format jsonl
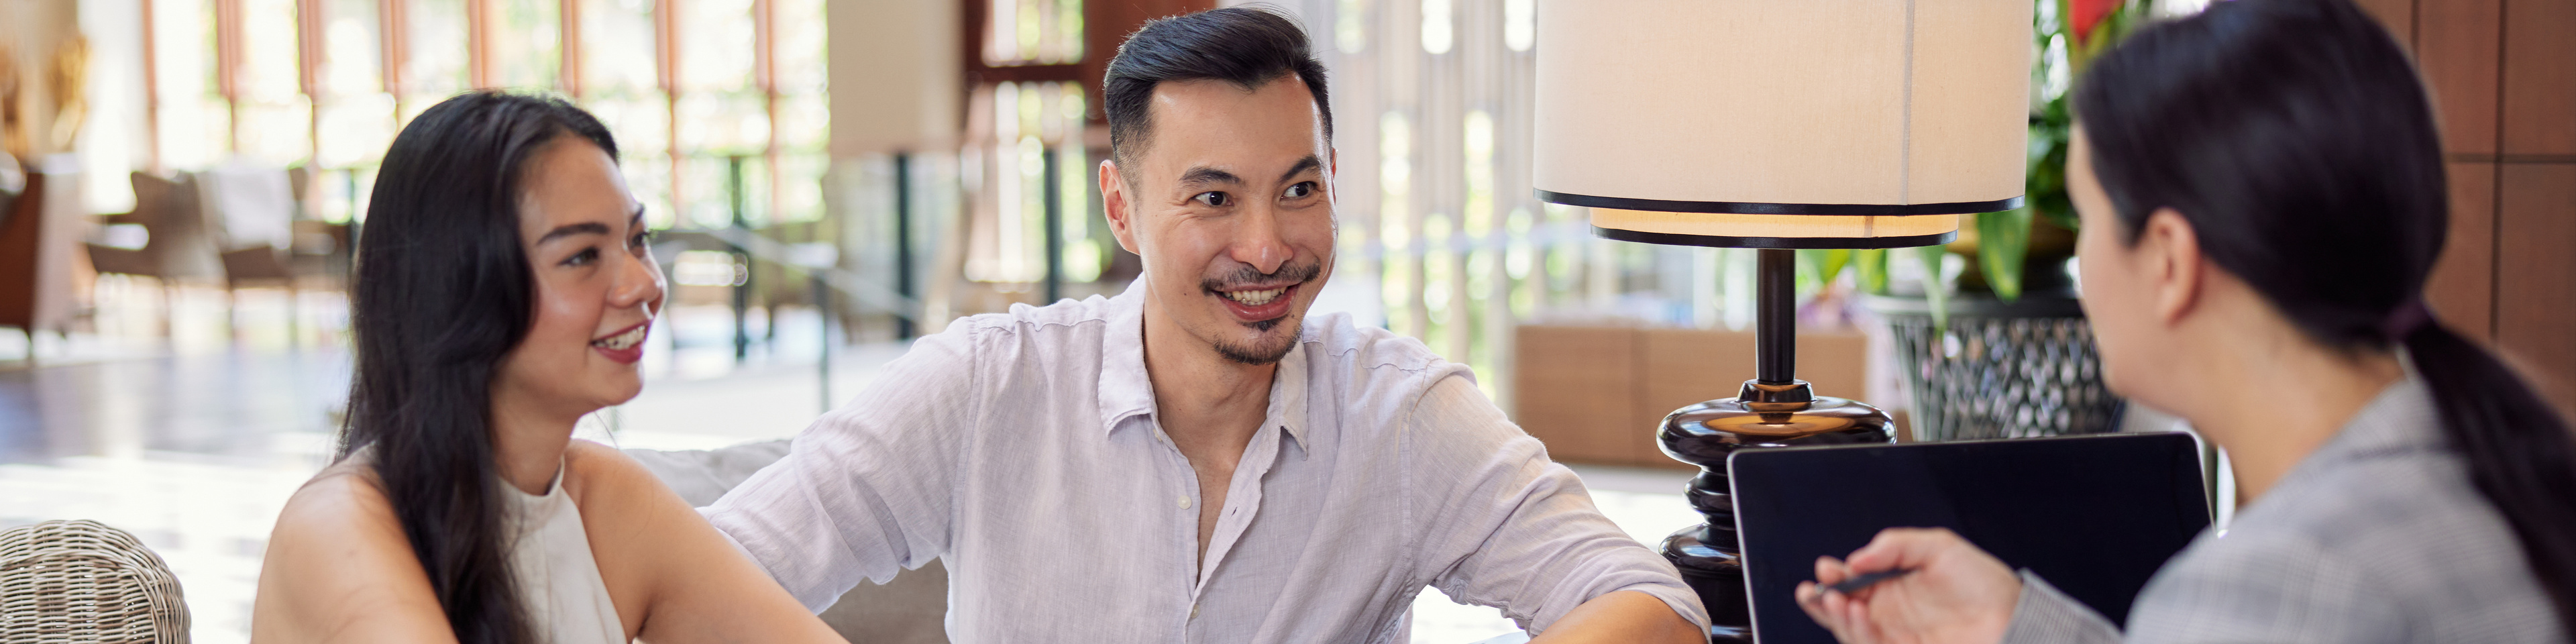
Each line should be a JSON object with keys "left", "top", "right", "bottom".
{"left": 1794, "top": 1, "right": 2575, "bottom": 643}
{"left": 250, "top": 92, "right": 848, "bottom": 644}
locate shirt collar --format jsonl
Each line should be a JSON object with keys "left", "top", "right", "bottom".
{"left": 1093, "top": 279, "right": 1311, "bottom": 455}
{"left": 1097, "top": 280, "right": 1158, "bottom": 433}
{"left": 1267, "top": 338, "right": 1312, "bottom": 454}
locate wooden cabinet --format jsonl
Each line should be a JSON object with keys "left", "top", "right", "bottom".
{"left": 1513, "top": 325, "right": 1872, "bottom": 468}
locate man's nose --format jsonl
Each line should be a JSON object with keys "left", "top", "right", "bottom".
{"left": 1228, "top": 201, "right": 1293, "bottom": 276}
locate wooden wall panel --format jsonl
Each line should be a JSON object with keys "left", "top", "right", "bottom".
{"left": 2365, "top": 0, "right": 2573, "bottom": 415}
{"left": 2352, "top": 0, "right": 2417, "bottom": 45}
{"left": 2501, "top": 0, "right": 2576, "bottom": 155}
{"left": 2430, "top": 162, "right": 2498, "bottom": 341}
{"left": 2494, "top": 163, "right": 2576, "bottom": 419}
{"left": 2417, "top": 0, "right": 2502, "bottom": 154}
{"left": 1513, "top": 325, "right": 1646, "bottom": 466}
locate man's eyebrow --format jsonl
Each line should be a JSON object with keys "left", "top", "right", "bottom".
{"left": 1177, "top": 166, "right": 1242, "bottom": 189}
{"left": 537, "top": 221, "right": 611, "bottom": 245}
{"left": 1277, "top": 155, "right": 1323, "bottom": 184}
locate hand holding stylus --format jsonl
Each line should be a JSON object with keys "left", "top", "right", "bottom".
{"left": 1822, "top": 567, "right": 1918, "bottom": 596}
{"left": 1795, "top": 527, "right": 2024, "bottom": 644}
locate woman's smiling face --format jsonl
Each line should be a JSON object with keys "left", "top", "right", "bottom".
{"left": 492, "top": 135, "right": 665, "bottom": 421}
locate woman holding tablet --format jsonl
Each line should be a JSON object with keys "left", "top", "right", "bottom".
{"left": 1796, "top": 1, "right": 2574, "bottom": 643}
{"left": 250, "top": 93, "right": 848, "bottom": 644}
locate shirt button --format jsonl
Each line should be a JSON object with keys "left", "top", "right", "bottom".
{"left": 1178, "top": 496, "right": 1192, "bottom": 509}
{"left": 1190, "top": 603, "right": 1200, "bottom": 619}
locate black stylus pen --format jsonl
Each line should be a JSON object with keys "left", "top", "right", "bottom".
{"left": 1823, "top": 568, "right": 1917, "bottom": 596}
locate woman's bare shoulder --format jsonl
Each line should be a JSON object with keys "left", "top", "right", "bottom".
{"left": 554, "top": 440, "right": 849, "bottom": 643}
{"left": 278, "top": 455, "right": 392, "bottom": 521}
{"left": 264, "top": 455, "right": 411, "bottom": 561}
{"left": 555, "top": 439, "right": 703, "bottom": 560}
{"left": 253, "top": 453, "right": 459, "bottom": 644}
{"left": 559, "top": 439, "right": 681, "bottom": 511}
{"left": 557, "top": 439, "right": 696, "bottom": 637}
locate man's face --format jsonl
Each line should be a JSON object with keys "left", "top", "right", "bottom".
{"left": 1103, "top": 75, "right": 1336, "bottom": 366}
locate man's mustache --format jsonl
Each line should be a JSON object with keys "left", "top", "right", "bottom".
{"left": 1199, "top": 260, "right": 1324, "bottom": 293}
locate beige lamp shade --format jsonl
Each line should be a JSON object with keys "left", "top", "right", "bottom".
{"left": 1534, "top": 0, "right": 2031, "bottom": 248}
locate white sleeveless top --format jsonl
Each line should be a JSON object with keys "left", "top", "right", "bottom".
{"left": 502, "top": 464, "right": 628, "bottom": 644}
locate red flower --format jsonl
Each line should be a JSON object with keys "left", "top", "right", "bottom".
{"left": 2070, "top": 0, "right": 2125, "bottom": 44}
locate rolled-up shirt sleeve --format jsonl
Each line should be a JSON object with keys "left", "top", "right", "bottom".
{"left": 701, "top": 318, "right": 983, "bottom": 612}
{"left": 1403, "top": 372, "right": 1711, "bottom": 633}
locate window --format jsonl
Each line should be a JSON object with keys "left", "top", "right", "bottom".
{"left": 961, "top": 0, "right": 1100, "bottom": 290}
{"left": 128, "top": 0, "right": 825, "bottom": 231}
{"left": 983, "top": 0, "right": 1082, "bottom": 66}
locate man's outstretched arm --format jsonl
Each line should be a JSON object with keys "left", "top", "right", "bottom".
{"left": 1403, "top": 371, "right": 1711, "bottom": 639}
{"left": 700, "top": 319, "right": 982, "bottom": 611}
{"left": 1532, "top": 590, "right": 1707, "bottom": 644}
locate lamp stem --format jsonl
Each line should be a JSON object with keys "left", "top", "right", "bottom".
{"left": 1756, "top": 248, "right": 1795, "bottom": 384}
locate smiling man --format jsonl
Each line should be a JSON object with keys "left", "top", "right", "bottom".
{"left": 702, "top": 8, "right": 1707, "bottom": 643}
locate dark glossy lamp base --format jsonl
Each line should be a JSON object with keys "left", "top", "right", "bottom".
{"left": 1657, "top": 380, "right": 1894, "bottom": 642}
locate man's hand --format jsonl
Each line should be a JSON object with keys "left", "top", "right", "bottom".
{"left": 1526, "top": 590, "right": 1704, "bottom": 644}
{"left": 1794, "top": 527, "right": 2021, "bottom": 644}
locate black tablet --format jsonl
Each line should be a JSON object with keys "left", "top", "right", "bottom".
{"left": 1727, "top": 431, "right": 2211, "bottom": 644}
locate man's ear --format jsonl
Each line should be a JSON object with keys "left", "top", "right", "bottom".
{"left": 1326, "top": 147, "right": 1339, "bottom": 206}
{"left": 1100, "top": 159, "right": 1141, "bottom": 254}
{"left": 2141, "top": 208, "right": 2206, "bottom": 329}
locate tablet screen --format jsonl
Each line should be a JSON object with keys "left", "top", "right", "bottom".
{"left": 1728, "top": 432, "right": 2210, "bottom": 644}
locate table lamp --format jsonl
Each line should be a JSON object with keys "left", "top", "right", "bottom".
{"left": 1532, "top": 1, "right": 2031, "bottom": 640}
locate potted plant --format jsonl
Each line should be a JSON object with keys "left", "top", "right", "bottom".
{"left": 1827, "top": 0, "right": 2159, "bottom": 441}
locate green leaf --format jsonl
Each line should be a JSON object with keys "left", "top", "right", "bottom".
{"left": 2029, "top": 99, "right": 2080, "bottom": 232}
{"left": 1794, "top": 250, "right": 1819, "bottom": 298}
{"left": 1854, "top": 248, "right": 1890, "bottom": 294}
{"left": 1799, "top": 249, "right": 1851, "bottom": 288}
{"left": 1918, "top": 244, "right": 1951, "bottom": 332}
{"left": 1978, "top": 207, "right": 2035, "bottom": 301}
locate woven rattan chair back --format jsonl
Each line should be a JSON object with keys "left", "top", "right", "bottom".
{"left": 0, "top": 519, "right": 191, "bottom": 644}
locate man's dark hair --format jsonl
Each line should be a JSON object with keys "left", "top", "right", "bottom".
{"left": 1104, "top": 7, "right": 1332, "bottom": 175}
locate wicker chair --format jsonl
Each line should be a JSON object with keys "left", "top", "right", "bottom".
{"left": 0, "top": 520, "right": 191, "bottom": 644}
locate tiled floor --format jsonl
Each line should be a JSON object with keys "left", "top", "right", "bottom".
{"left": 0, "top": 286, "right": 1701, "bottom": 643}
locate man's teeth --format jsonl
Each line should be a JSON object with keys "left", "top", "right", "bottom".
{"left": 1223, "top": 288, "right": 1287, "bottom": 305}
{"left": 592, "top": 325, "right": 648, "bottom": 351}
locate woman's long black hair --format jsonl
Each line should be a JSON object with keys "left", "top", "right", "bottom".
{"left": 2076, "top": 0, "right": 2576, "bottom": 634}
{"left": 339, "top": 91, "right": 619, "bottom": 644}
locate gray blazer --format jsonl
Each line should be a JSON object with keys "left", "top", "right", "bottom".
{"left": 2002, "top": 372, "right": 2567, "bottom": 643}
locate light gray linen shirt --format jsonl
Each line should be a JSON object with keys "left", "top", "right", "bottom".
{"left": 2002, "top": 371, "right": 2569, "bottom": 644}
{"left": 703, "top": 282, "right": 1707, "bottom": 643}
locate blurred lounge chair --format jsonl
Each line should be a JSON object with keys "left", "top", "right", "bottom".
{"left": 284, "top": 166, "right": 352, "bottom": 286}
{"left": 86, "top": 170, "right": 223, "bottom": 335}
{"left": 0, "top": 167, "right": 87, "bottom": 360}
{"left": 0, "top": 152, "right": 21, "bottom": 219}
{"left": 199, "top": 160, "right": 320, "bottom": 339}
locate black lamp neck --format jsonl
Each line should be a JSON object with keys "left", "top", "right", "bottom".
{"left": 1756, "top": 248, "right": 1796, "bottom": 385}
